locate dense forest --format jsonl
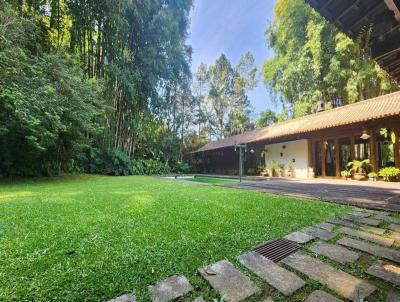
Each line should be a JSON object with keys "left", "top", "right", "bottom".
{"left": 0, "top": 0, "right": 398, "bottom": 177}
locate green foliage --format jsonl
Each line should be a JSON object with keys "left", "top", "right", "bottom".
{"left": 367, "top": 172, "right": 377, "bottom": 178}
{"left": 263, "top": 0, "right": 398, "bottom": 118}
{"left": 347, "top": 159, "right": 371, "bottom": 174}
{"left": 341, "top": 170, "right": 351, "bottom": 178}
{"left": 78, "top": 148, "right": 134, "bottom": 176}
{"left": 132, "top": 159, "right": 171, "bottom": 176}
{"left": 378, "top": 167, "right": 400, "bottom": 182}
{"left": 0, "top": 3, "right": 105, "bottom": 177}
{"left": 256, "top": 109, "right": 278, "bottom": 128}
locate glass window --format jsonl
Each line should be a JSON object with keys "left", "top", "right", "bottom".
{"left": 325, "top": 139, "right": 336, "bottom": 177}
{"left": 354, "top": 136, "right": 370, "bottom": 160}
{"left": 339, "top": 137, "right": 351, "bottom": 171}
{"left": 313, "top": 141, "right": 322, "bottom": 176}
{"left": 377, "top": 128, "right": 395, "bottom": 168}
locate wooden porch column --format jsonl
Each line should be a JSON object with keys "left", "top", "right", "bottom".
{"left": 395, "top": 128, "right": 400, "bottom": 168}
{"left": 321, "top": 140, "right": 326, "bottom": 177}
{"left": 369, "top": 130, "right": 378, "bottom": 172}
{"left": 350, "top": 136, "right": 355, "bottom": 161}
{"left": 335, "top": 138, "right": 340, "bottom": 177}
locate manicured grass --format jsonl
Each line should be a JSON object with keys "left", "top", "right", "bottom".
{"left": 0, "top": 175, "right": 349, "bottom": 301}
{"left": 186, "top": 176, "right": 239, "bottom": 184}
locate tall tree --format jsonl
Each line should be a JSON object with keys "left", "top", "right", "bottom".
{"left": 263, "top": 0, "right": 398, "bottom": 118}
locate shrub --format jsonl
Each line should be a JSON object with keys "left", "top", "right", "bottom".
{"left": 78, "top": 148, "right": 133, "bottom": 176}
{"left": 172, "top": 161, "right": 191, "bottom": 174}
{"left": 378, "top": 167, "right": 400, "bottom": 182}
{"left": 367, "top": 172, "right": 378, "bottom": 178}
{"left": 341, "top": 170, "right": 351, "bottom": 178}
{"left": 132, "top": 159, "right": 171, "bottom": 175}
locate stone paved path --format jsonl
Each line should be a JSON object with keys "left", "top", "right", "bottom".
{"left": 338, "top": 237, "right": 400, "bottom": 263}
{"left": 304, "top": 290, "right": 343, "bottom": 302}
{"left": 282, "top": 252, "right": 377, "bottom": 301}
{"left": 336, "top": 226, "right": 394, "bottom": 247}
{"left": 309, "top": 241, "right": 360, "bottom": 264}
{"left": 367, "top": 260, "right": 400, "bottom": 286}
{"left": 238, "top": 252, "right": 305, "bottom": 296}
{"left": 149, "top": 275, "right": 193, "bottom": 302}
{"left": 106, "top": 207, "right": 400, "bottom": 302}
{"left": 199, "top": 260, "right": 260, "bottom": 302}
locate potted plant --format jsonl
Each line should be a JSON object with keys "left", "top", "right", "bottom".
{"left": 368, "top": 172, "right": 378, "bottom": 181}
{"left": 286, "top": 164, "right": 295, "bottom": 178}
{"left": 278, "top": 164, "right": 285, "bottom": 177}
{"left": 258, "top": 165, "right": 268, "bottom": 177}
{"left": 341, "top": 170, "right": 351, "bottom": 180}
{"left": 347, "top": 159, "right": 371, "bottom": 181}
{"left": 378, "top": 167, "right": 400, "bottom": 182}
{"left": 268, "top": 161, "right": 279, "bottom": 177}
{"left": 308, "top": 166, "right": 315, "bottom": 178}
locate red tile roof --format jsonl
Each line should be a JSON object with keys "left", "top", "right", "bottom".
{"left": 196, "top": 91, "right": 400, "bottom": 152}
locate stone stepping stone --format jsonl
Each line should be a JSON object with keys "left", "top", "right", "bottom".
{"left": 366, "top": 260, "right": 400, "bottom": 286}
{"left": 376, "top": 215, "right": 400, "bottom": 224}
{"left": 389, "top": 224, "right": 400, "bottom": 232}
{"left": 281, "top": 252, "right": 376, "bottom": 302}
{"left": 193, "top": 297, "right": 205, "bottom": 302}
{"left": 336, "top": 227, "right": 394, "bottom": 247}
{"left": 309, "top": 241, "right": 360, "bottom": 264}
{"left": 304, "top": 290, "right": 343, "bottom": 302}
{"left": 328, "top": 218, "right": 356, "bottom": 228}
{"left": 315, "top": 222, "right": 336, "bottom": 231}
{"left": 387, "top": 291, "right": 400, "bottom": 302}
{"left": 359, "top": 225, "right": 386, "bottom": 235}
{"left": 350, "top": 211, "right": 371, "bottom": 218}
{"left": 343, "top": 215, "right": 380, "bottom": 226}
{"left": 106, "top": 294, "right": 136, "bottom": 302}
{"left": 284, "top": 231, "right": 314, "bottom": 244}
{"left": 337, "top": 237, "right": 400, "bottom": 264}
{"left": 389, "top": 231, "right": 400, "bottom": 241}
{"left": 238, "top": 252, "right": 305, "bottom": 296}
{"left": 199, "top": 260, "right": 260, "bottom": 302}
{"left": 357, "top": 208, "right": 391, "bottom": 216}
{"left": 149, "top": 275, "right": 193, "bottom": 302}
{"left": 302, "top": 227, "right": 335, "bottom": 240}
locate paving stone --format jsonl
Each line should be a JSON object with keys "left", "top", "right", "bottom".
{"left": 366, "top": 260, "right": 400, "bottom": 286}
{"left": 193, "top": 297, "right": 205, "bottom": 302}
{"left": 199, "top": 260, "right": 259, "bottom": 302}
{"left": 107, "top": 294, "right": 136, "bottom": 302}
{"left": 304, "top": 290, "right": 343, "bottom": 302}
{"left": 302, "top": 226, "right": 336, "bottom": 240}
{"left": 359, "top": 225, "right": 386, "bottom": 235}
{"left": 315, "top": 222, "right": 336, "bottom": 231}
{"left": 262, "top": 298, "right": 274, "bottom": 302}
{"left": 343, "top": 215, "right": 380, "bottom": 226}
{"left": 387, "top": 291, "right": 400, "bottom": 302}
{"left": 350, "top": 211, "right": 371, "bottom": 218}
{"left": 328, "top": 218, "right": 356, "bottom": 228}
{"left": 337, "top": 237, "right": 400, "bottom": 264}
{"left": 336, "top": 227, "right": 394, "bottom": 247}
{"left": 376, "top": 215, "right": 400, "bottom": 224}
{"left": 238, "top": 252, "right": 305, "bottom": 296}
{"left": 389, "top": 224, "right": 400, "bottom": 232}
{"left": 309, "top": 241, "right": 360, "bottom": 264}
{"left": 281, "top": 252, "right": 376, "bottom": 302}
{"left": 389, "top": 231, "right": 400, "bottom": 241}
{"left": 284, "top": 231, "right": 314, "bottom": 244}
{"left": 149, "top": 275, "right": 193, "bottom": 302}
{"left": 359, "top": 209, "right": 391, "bottom": 216}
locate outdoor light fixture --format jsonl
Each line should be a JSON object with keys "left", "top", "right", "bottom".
{"left": 250, "top": 148, "right": 255, "bottom": 154}
{"left": 360, "top": 130, "right": 371, "bottom": 140}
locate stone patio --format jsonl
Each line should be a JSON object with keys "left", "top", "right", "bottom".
{"left": 107, "top": 208, "right": 400, "bottom": 302}
{"left": 223, "top": 178, "right": 400, "bottom": 211}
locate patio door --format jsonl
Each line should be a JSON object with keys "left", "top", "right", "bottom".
{"left": 312, "top": 141, "right": 322, "bottom": 177}
{"left": 324, "top": 139, "right": 337, "bottom": 177}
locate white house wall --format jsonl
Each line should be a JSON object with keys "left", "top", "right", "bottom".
{"left": 264, "top": 139, "right": 309, "bottom": 178}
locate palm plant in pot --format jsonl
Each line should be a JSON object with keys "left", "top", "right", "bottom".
{"left": 347, "top": 159, "right": 371, "bottom": 181}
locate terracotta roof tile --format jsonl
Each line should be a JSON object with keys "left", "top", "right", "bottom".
{"left": 196, "top": 91, "right": 400, "bottom": 152}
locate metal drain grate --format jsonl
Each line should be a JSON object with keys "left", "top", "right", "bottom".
{"left": 253, "top": 238, "right": 301, "bottom": 263}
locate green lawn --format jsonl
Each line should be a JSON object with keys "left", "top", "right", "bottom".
{"left": 186, "top": 176, "right": 239, "bottom": 184}
{"left": 0, "top": 175, "right": 349, "bottom": 301}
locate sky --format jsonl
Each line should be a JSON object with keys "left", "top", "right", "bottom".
{"left": 187, "top": 0, "right": 278, "bottom": 117}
